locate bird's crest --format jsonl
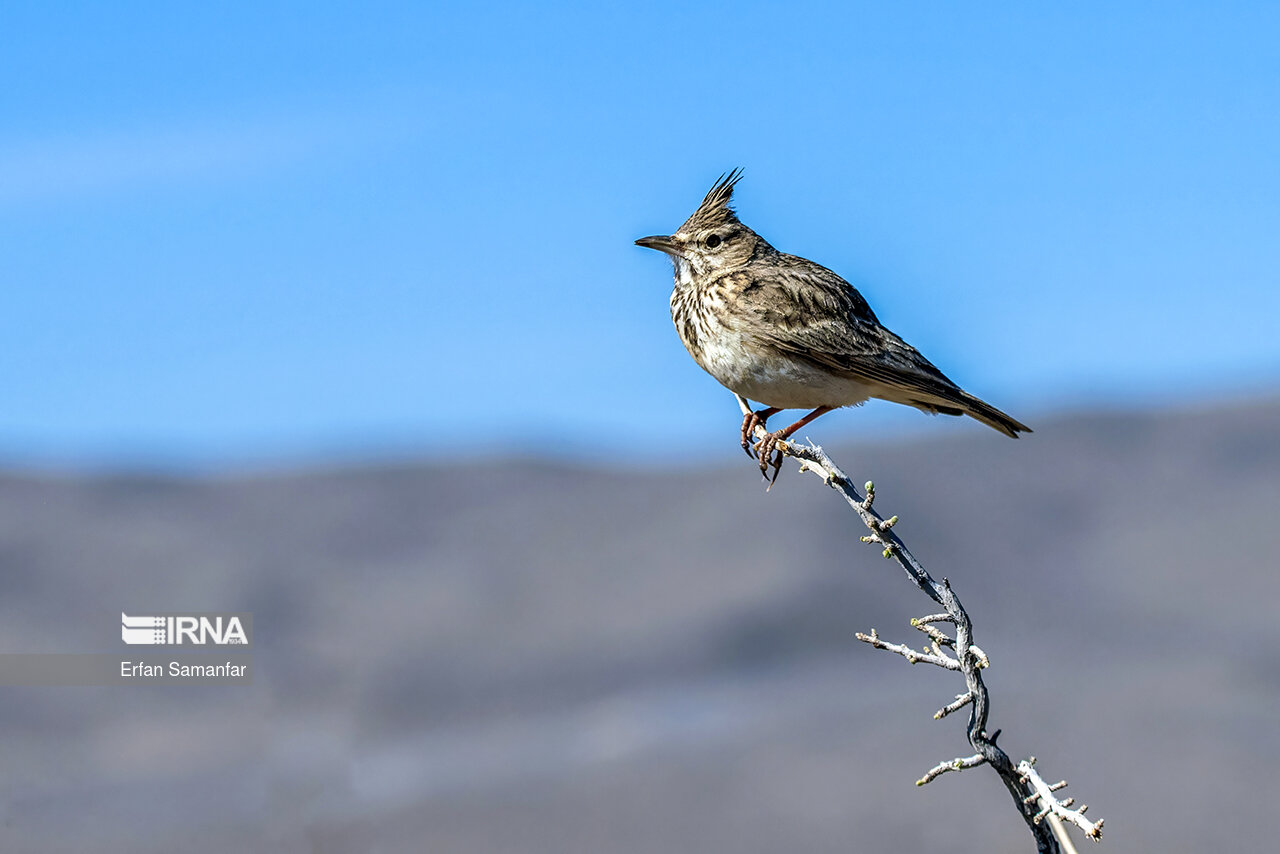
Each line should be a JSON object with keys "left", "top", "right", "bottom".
{"left": 682, "top": 168, "right": 743, "bottom": 232}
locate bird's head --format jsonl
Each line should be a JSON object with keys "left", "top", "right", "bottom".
{"left": 635, "top": 169, "right": 770, "bottom": 280}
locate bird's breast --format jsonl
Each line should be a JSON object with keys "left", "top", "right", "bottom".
{"left": 669, "top": 281, "right": 730, "bottom": 372}
{"left": 669, "top": 279, "right": 874, "bottom": 410}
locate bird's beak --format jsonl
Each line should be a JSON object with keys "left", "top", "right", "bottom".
{"left": 634, "top": 235, "right": 681, "bottom": 257}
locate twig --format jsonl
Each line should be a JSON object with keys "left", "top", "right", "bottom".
{"left": 854, "top": 629, "right": 959, "bottom": 669}
{"left": 917, "top": 752, "right": 985, "bottom": 785}
{"left": 934, "top": 692, "right": 973, "bottom": 720}
{"left": 911, "top": 618, "right": 956, "bottom": 648}
{"left": 737, "top": 398, "right": 1105, "bottom": 853}
{"left": 1019, "top": 759, "right": 1105, "bottom": 841}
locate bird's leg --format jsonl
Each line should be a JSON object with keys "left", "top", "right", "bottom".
{"left": 756, "top": 406, "right": 834, "bottom": 483}
{"left": 740, "top": 407, "right": 782, "bottom": 456}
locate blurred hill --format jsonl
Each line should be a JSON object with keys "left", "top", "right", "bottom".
{"left": 1, "top": 396, "right": 1278, "bottom": 853}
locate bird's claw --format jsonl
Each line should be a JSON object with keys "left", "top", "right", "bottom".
{"left": 740, "top": 409, "right": 770, "bottom": 458}
{"left": 756, "top": 431, "right": 785, "bottom": 485}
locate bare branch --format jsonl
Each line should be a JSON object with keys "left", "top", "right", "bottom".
{"left": 1019, "top": 759, "right": 1105, "bottom": 842}
{"left": 912, "top": 618, "right": 956, "bottom": 648}
{"left": 737, "top": 400, "right": 1106, "bottom": 853}
{"left": 917, "top": 752, "right": 986, "bottom": 785}
{"left": 854, "top": 629, "right": 960, "bottom": 669}
{"left": 934, "top": 692, "right": 973, "bottom": 720}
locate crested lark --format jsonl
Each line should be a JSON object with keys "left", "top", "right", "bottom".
{"left": 636, "top": 169, "right": 1030, "bottom": 482}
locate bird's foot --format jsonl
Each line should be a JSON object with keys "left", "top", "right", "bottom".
{"left": 756, "top": 430, "right": 787, "bottom": 485}
{"left": 740, "top": 407, "right": 778, "bottom": 458}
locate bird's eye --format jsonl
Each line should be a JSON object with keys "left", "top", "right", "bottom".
{"left": 705, "top": 234, "right": 722, "bottom": 249}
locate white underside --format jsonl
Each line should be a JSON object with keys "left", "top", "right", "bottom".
{"left": 692, "top": 325, "right": 876, "bottom": 410}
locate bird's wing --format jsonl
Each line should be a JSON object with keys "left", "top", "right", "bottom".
{"left": 726, "top": 257, "right": 971, "bottom": 407}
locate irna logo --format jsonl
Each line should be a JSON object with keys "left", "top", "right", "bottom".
{"left": 121, "top": 613, "right": 251, "bottom": 646}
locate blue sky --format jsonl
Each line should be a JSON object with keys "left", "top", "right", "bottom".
{"left": 2, "top": 2, "right": 1279, "bottom": 467}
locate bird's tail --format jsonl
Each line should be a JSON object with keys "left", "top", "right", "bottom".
{"left": 912, "top": 391, "right": 1032, "bottom": 438}
{"left": 956, "top": 391, "right": 1032, "bottom": 438}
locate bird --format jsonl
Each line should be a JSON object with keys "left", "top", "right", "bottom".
{"left": 635, "top": 169, "right": 1030, "bottom": 482}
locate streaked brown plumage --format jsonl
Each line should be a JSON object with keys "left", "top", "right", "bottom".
{"left": 636, "top": 170, "right": 1030, "bottom": 481}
